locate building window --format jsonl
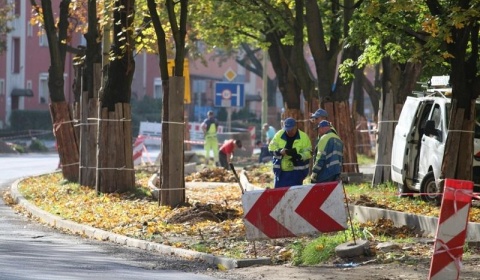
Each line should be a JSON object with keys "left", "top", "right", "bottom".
{"left": 192, "top": 79, "right": 207, "bottom": 106}
{"left": 14, "top": 0, "right": 21, "bottom": 16}
{"left": 0, "top": 79, "right": 4, "bottom": 96}
{"left": 39, "top": 33, "right": 48, "bottom": 47}
{"left": 39, "top": 74, "right": 49, "bottom": 104}
{"left": 12, "top": 37, "right": 20, "bottom": 73}
{"left": 27, "top": 24, "right": 33, "bottom": 37}
{"left": 153, "top": 78, "right": 162, "bottom": 99}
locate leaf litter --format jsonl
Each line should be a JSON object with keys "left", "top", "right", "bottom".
{"left": 6, "top": 165, "right": 480, "bottom": 266}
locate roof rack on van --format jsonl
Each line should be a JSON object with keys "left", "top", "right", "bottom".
{"left": 425, "top": 89, "right": 451, "bottom": 98}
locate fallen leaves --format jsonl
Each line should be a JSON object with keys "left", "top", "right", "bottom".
{"left": 11, "top": 166, "right": 480, "bottom": 265}
{"left": 16, "top": 172, "right": 259, "bottom": 259}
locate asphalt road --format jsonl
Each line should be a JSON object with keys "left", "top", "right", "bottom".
{"left": 0, "top": 153, "right": 226, "bottom": 280}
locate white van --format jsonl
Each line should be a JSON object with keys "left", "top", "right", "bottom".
{"left": 391, "top": 78, "right": 480, "bottom": 203}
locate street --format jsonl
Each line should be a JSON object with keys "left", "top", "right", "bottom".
{"left": 0, "top": 153, "right": 227, "bottom": 280}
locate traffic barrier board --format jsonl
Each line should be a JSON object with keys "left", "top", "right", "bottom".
{"left": 428, "top": 179, "right": 473, "bottom": 280}
{"left": 242, "top": 181, "right": 347, "bottom": 240}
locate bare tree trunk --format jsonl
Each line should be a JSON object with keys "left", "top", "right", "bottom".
{"left": 159, "top": 77, "right": 185, "bottom": 206}
{"left": 96, "top": 0, "right": 135, "bottom": 193}
{"left": 441, "top": 21, "right": 479, "bottom": 184}
{"left": 373, "top": 59, "right": 422, "bottom": 185}
{"left": 79, "top": 71, "right": 99, "bottom": 188}
{"left": 50, "top": 102, "right": 79, "bottom": 182}
{"left": 372, "top": 58, "right": 398, "bottom": 185}
{"left": 324, "top": 101, "right": 358, "bottom": 173}
{"left": 31, "top": 0, "right": 79, "bottom": 182}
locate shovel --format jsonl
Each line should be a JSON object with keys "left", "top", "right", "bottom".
{"left": 229, "top": 163, "right": 245, "bottom": 194}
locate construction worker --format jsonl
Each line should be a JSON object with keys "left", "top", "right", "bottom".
{"left": 309, "top": 108, "right": 338, "bottom": 164}
{"left": 268, "top": 118, "right": 312, "bottom": 188}
{"left": 201, "top": 110, "right": 219, "bottom": 166}
{"left": 218, "top": 139, "right": 243, "bottom": 169}
{"left": 311, "top": 120, "right": 344, "bottom": 183}
{"left": 262, "top": 123, "right": 277, "bottom": 144}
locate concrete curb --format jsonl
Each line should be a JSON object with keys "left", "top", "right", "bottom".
{"left": 349, "top": 205, "right": 480, "bottom": 242}
{"left": 10, "top": 177, "right": 271, "bottom": 270}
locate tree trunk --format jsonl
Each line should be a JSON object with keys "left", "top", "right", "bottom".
{"left": 96, "top": 0, "right": 135, "bottom": 193}
{"left": 78, "top": 70, "right": 99, "bottom": 188}
{"left": 96, "top": 103, "right": 134, "bottom": 193}
{"left": 373, "top": 58, "right": 398, "bottom": 185}
{"left": 305, "top": 0, "right": 359, "bottom": 175}
{"left": 50, "top": 102, "right": 79, "bottom": 182}
{"left": 159, "top": 77, "right": 186, "bottom": 206}
{"left": 32, "top": 0, "right": 79, "bottom": 182}
{"left": 441, "top": 100, "right": 475, "bottom": 182}
{"left": 373, "top": 59, "right": 422, "bottom": 185}
{"left": 441, "top": 21, "right": 479, "bottom": 184}
{"left": 360, "top": 70, "right": 380, "bottom": 118}
{"left": 324, "top": 101, "right": 358, "bottom": 173}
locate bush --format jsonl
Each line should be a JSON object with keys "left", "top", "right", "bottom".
{"left": 11, "top": 144, "right": 25, "bottom": 153}
{"left": 9, "top": 110, "right": 52, "bottom": 131}
{"left": 29, "top": 138, "right": 49, "bottom": 152}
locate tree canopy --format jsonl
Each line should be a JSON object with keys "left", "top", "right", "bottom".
{"left": 0, "top": 0, "right": 13, "bottom": 54}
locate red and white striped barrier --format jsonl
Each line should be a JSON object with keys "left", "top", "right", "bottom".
{"left": 133, "top": 135, "right": 146, "bottom": 166}
{"left": 184, "top": 139, "right": 206, "bottom": 145}
{"left": 242, "top": 181, "right": 347, "bottom": 240}
{"left": 428, "top": 179, "right": 473, "bottom": 280}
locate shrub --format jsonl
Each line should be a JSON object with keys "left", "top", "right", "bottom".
{"left": 29, "top": 138, "right": 48, "bottom": 152}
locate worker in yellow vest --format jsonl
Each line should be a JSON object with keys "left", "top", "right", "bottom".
{"left": 268, "top": 118, "right": 312, "bottom": 188}
{"left": 201, "top": 111, "right": 220, "bottom": 166}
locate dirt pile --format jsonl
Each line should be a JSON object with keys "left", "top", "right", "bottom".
{"left": 167, "top": 202, "right": 241, "bottom": 224}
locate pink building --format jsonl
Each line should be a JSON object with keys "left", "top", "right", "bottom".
{"left": 0, "top": 1, "right": 280, "bottom": 130}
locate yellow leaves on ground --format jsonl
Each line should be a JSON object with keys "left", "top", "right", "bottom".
{"left": 15, "top": 169, "right": 480, "bottom": 261}
{"left": 17, "top": 172, "right": 252, "bottom": 259}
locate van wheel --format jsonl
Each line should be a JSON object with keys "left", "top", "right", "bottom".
{"left": 397, "top": 183, "right": 415, "bottom": 199}
{"left": 420, "top": 172, "right": 442, "bottom": 205}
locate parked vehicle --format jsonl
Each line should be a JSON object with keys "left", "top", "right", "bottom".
{"left": 391, "top": 77, "right": 480, "bottom": 204}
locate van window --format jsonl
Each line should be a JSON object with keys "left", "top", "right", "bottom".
{"left": 431, "top": 105, "right": 442, "bottom": 131}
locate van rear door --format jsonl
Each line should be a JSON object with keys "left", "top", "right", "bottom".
{"left": 391, "top": 97, "right": 422, "bottom": 185}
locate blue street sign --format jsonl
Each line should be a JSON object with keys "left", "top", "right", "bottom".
{"left": 214, "top": 82, "right": 245, "bottom": 107}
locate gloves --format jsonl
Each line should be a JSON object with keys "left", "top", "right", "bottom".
{"left": 292, "top": 153, "right": 301, "bottom": 161}
{"left": 310, "top": 173, "right": 317, "bottom": 183}
{"left": 290, "top": 149, "right": 301, "bottom": 161}
{"left": 285, "top": 148, "right": 299, "bottom": 157}
{"left": 284, "top": 149, "right": 295, "bottom": 156}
